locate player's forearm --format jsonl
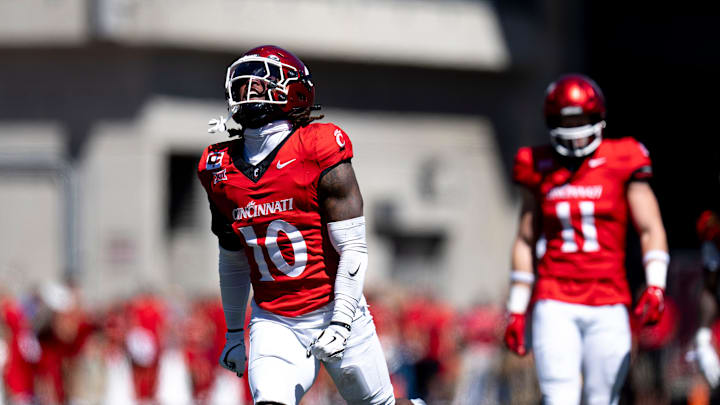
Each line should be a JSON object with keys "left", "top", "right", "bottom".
{"left": 218, "top": 246, "right": 251, "bottom": 331}
{"left": 628, "top": 182, "right": 669, "bottom": 289}
{"left": 639, "top": 222, "right": 668, "bottom": 258}
{"left": 507, "top": 237, "right": 535, "bottom": 314}
{"left": 328, "top": 216, "right": 367, "bottom": 326}
{"left": 511, "top": 237, "right": 535, "bottom": 273}
{"left": 639, "top": 225, "right": 669, "bottom": 289}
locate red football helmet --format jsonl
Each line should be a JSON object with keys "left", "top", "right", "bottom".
{"left": 544, "top": 74, "right": 606, "bottom": 157}
{"left": 225, "top": 45, "right": 315, "bottom": 129}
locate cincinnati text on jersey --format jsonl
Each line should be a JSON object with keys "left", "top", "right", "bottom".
{"left": 233, "top": 198, "right": 295, "bottom": 221}
{"left": 546, "top": 185, "right": 603, "bottom": 200}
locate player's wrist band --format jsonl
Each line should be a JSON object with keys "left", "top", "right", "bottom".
{"left": 330, "top": 321, "right": 352, "bottom": 332}
{"left": 227, "top": 328, "right": 243, "bottom": 333}
{"left": 643, "top": 250, "right": 669, "bottom": 290}
{"left": 510, "top": 271, "right": 535, "bottom": 284}
{"left": 643, "top": 250, "right": 670, "bottom": 266}
{"left": 507, "top": 283, "right": 532, "bottom": 314}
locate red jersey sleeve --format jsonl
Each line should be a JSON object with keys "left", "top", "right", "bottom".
{"left": 311, "top": 123, "right": 354, "bottom": 173}
{"left": 197, "top": 146, "right": 212, "bottom": 191}
{"left": 618, "top": 137, "right": 653, "bottom": 181}
{"left": 512, "top": 146, "right": 542, "bottom": 189}
{"left": 196, "top": 142, "right": 233, "bottom": 191}
{"left": 196, "top": 142, "right": 243, "bottom": 250}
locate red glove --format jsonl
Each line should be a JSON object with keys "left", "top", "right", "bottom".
{"left": 633, "top": 286, "right": 664, "bottom": 326}
{"left": 504, "top": 313, "right": 527, "bottom": 356}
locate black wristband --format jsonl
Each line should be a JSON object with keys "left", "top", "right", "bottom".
{"left": 227, "top": 328, "right": 243, "bottom": 333}
{"left": 330, "top": 321, "right": 351, "bottom": 332}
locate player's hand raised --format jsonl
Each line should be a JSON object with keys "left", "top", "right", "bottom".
{"left": 633, "top": 286, "right": 664, "bottom": 326}
{"left": 308, "top": 322, "right": 351, "bottom": 362}
{"left": 219, "top": 330, "right": 246, "bottom": 377}
{"left": 504, "top": 313, "right": 527, "bottom": 356}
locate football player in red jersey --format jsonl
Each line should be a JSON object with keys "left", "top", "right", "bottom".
{"left": 502, "top": 74, "right": 669, "bottom": 405}
{"left": 198, "top": 45, "right": 425, "bottom": 405}
{"left": 692, "top": 210, "right": 720, "bottom": 390}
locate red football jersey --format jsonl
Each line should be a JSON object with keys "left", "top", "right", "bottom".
{"left": 513, "top": 137, "right": 652, "bottom": 306}
{"left": 198, "top": 123, "right": 353, "bottom": 317}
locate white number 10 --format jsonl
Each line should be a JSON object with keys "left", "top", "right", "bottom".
{"left": 555, "top": 201, "right": 599, "bottom": 253}
{"left": 238, "top": 219, "right": 308, "bottom": 281}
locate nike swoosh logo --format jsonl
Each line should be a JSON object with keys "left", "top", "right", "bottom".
{"left": 348, "top": 264, "right": 361, "bottom": 277}
{"left": 276, "top": 159, "right": 296, "bottom": 169}
{"left": 588, "top": 157, "right": 606, "bottom": 168}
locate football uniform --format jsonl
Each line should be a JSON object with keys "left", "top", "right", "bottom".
{"left": 513, "top": 137, "right": 652, "bottom": 306}
{"left": 198, "top": 122, "right": 353, "bottom": 317}
{"left": 513, "top": 137, "right": 651, "bottom": 405}
{"left": 198, "top": 122, "right": 395, "bottom": 405}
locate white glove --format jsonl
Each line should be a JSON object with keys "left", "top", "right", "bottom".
{"left": 208, "top": 115, "right": 228, "bottom": 134}
{"left": 308, "top": 322, "right": 351, "bottom": 362}
{"left": 696, "top": 327, "right": 720, "bottom": 388}
{"left": 219, "top": 330, "right": 246, "bottom": 377}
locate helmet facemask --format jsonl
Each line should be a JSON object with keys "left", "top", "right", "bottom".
{"left": 225, "top": 56, "right": 301, "bottom": 129}
{"left": 549, "top": 121, "right": 605, "bottom": 158}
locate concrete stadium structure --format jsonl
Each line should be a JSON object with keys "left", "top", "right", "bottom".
{"left": 0, "top": 0, "right": 575, "bottom": 308}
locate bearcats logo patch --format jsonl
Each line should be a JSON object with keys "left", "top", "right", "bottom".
{"left": 334, "top": 129, "right": 345, "bottom": 149}
{"left": 206, "top": 152, "right": 225, "bottom": 170}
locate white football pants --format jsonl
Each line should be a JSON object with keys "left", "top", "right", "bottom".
{"left": 247, "top": 300, "right": 395, "bottom": 405}
{"left": 532, "top": 299, "right": 631, "bottom": 405}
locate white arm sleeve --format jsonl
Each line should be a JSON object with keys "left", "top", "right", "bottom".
{"left": 327, "top": 216, "right": 368, "bottom": 326}
{"left": 218, "top": 246, "right": 251, "bottom": 331}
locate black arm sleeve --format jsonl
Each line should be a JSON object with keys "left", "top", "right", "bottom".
{"left": 209, "top": 200, "right": 243, "bottom": 251}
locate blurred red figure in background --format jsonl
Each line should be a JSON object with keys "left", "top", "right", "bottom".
{"left": 1, "top": 282, "right": 94, "bottom": 405}
{"left": 399, "top": 295, "right": 458, "bottom": 400}
{"left": 1, "top": 294, "right": 39, "bottom": 404}
{"left": 183, "top": 298, "right": 225, "bottom": 401}
{"left": 183, "top": 297, "right": 251, "bottom": 404}
{"left": 692, "top": 210, "right": 720, "bottom": 392}
{"left": 125, "top": 292, "right": 167, "bottom": 404}
{"left": 34, "top": 282, "right": 94, "bottom": 405}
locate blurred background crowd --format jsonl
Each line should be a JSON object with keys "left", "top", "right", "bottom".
{"left": 1, "top": 0, "right": 719, "bottom": 404}
{"left": 0, "top": 274, "right": 717, "bottom": 405}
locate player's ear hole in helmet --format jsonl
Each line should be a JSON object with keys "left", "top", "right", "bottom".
{"left": 544, "top": 74, "right": 607, "bottom": 158}
{"left": 224, "top": 45, "right": 323, "bottom": 133}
